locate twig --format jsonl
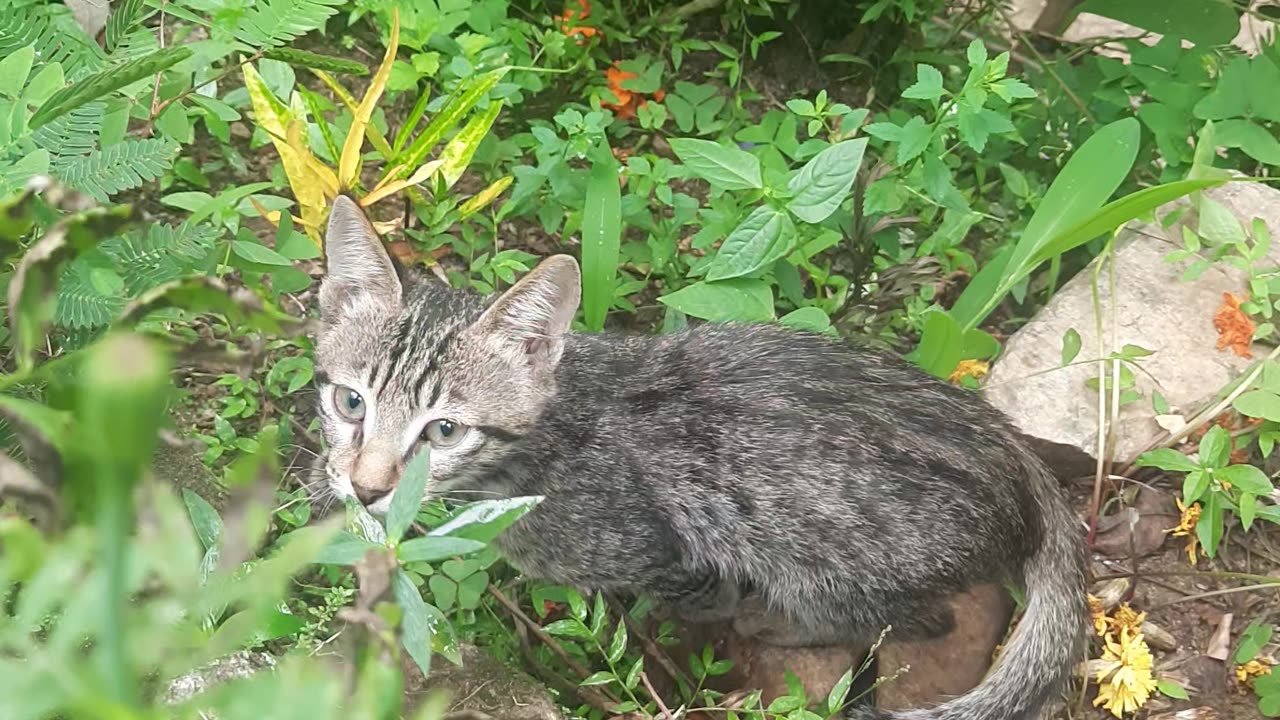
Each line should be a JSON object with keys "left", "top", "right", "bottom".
{"left": 487, "top": 585, "right": 596, "bottom": 681}
{"left": 640, "top": 671, "right": 676, "bottom": 720}
{"left": 151, "top": 49, "right": 267, "bottom": 120}
{"left": 605, "top": 595, "right": 692, "bottom": 689}
{"left": 511, "top": 622, "right": 618, "bottom": 714}
{"left": 1151, "top": 582, "right": 1280, "bottom": 608}
{"left": 147, "top": 0, "right": 169, "bottom": 129}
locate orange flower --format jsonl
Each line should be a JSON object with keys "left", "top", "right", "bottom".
{"left": 1214, "top": 292, "right": 1255, "bottom": 358}
{"left": 601, "top": 62, "right": 665, "bottom": 122}
{"left": 555, "top": 0, "right": 599, "bottom": 44}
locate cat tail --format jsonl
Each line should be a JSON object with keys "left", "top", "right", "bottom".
{"left": 850, "top": 458, "right": 1087, "bottom": 720}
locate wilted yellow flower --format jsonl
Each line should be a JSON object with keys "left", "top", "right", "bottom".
{"left": 1168, "top": 497, "right": 1201, "bottom": 565}
{"left": 948, "top": 359, "right": 989, "bottom": 385}
{"left": 1094, "top": 627, "right": 1158, "bottom": 718}
{"left": 1237, "top": 659, "right": 1273, "bottom": 686}
{"left": 1111, "top": 604, "right": 1145, "bottom": 634}
{"left": 1088, "top": 594, "right": 1108, "bottom": 636}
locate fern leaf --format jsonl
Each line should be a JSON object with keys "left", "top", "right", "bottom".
{"left": 105, "top": 0, "right": 147, "bottom": 53}
{"left": 30, "top": 46, "right": 193, "bottom": 129}
{"left": 233, "top": 0, "right": 345, "bottom": 48}
{"left": 0, "top": 5, "right": 105, "bottom": 78}
{"left": 54, "top": 138, "right": 177, "bottom": 201}
{"left": 101, "top": 223, "right": 217, "bottom": 294}
{"left": 55, "top": 262, "right": 123, "bottom": 330}
{"left": 32, "top": 102, "right": 104, "bottom": 159}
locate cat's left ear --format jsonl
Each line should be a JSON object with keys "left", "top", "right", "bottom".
{"left": 472, "top": 254, "right": 580, "bottom": 372}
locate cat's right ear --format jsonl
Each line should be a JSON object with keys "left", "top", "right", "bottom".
{"left": 319, "top": 195, "right": 402, "bottom": 321}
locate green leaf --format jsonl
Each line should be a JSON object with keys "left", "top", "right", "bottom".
{"left": 397, "top": 536, "right": 485, "bottom": 564}
{"left": 786, "top": 138, "right": 868, "bottom": 223}
{"left": 231, "top": 0, "right": 345, "bottom": 48}
{"left": 582, "top": 148, "right": 622, "bottom": 332}
{"left": 262, "top": 47, "right": 369, "bottom": 75}
{"left": 580, "top": 671, "right": 616, "bottom": 687}
{"left": 896, "top": 116, "right": 931, "bottom": 163}
{"left": 669, "top": 138, "right": 763, "bottom": 191}
{"left": 1078, "top": 0, "right": 1238, "bottom": 47}
{"left": 182, "top": 489, "right": 222, "bottom": 552}
{"left": 429, "top": 496, "right": 541, "bottom": 543}
{"left": 1199, "top": 425, "right": 1231, "bottom": 468}
{"left": 1156, "top": 679, "right": 1189, "bottom": 700}
{"left": 395, "top": 67, "right": 508, "bottom": 179}
{"left": 315, "top": 530, "right": 382, "bottom": 565}
{"left": 966, "top": 39, "right": 987, "bottom": 67}
{"left": 387, "top": 446, "right": 431, "bottom": 544}
{"left": 1214, "top": 119, "right": 1280, "bottom": 166}
{"left": 1194, "top": 56, "right": 1280, "bottom": 123}
{"left": 438, "top": 100, "right": 503, "bottom": 189}
{"left": 779, "top": 307, "right": 831, "bottom": 333}
{"left": 1183, "top": 469, "right": 1210, "bottom": 503}
{"left": 54, "top": 138, "right": 178, "bottom": 202}
{"left": 105, "top": 0, "right": 146, "bottom": 53}
{"left": 708, "top": 207, "right": 796, "bottom": 281}
{"left": 232, "top": 240, "right": 292, "bottom": 267}
{"left": 1197, "top": 491, "right": 1224, "bottom": 558}
{"left": 30, "top": 46, "right": 193, "bottom": 129}
{"left": 1135, "top": 448, "right": 1199, "bottom": 473}
{"left": 901, "top": 64, "right": 944, "bottom": 101}
{"left": 908, "top": 308, "right": 962, "bottom": 379}
{"left": 607, "top": 621, "right": 628, "bottom": 663}
{"left": 1234, "top": 390, "right": 1280, "bottom": 422}
{"left": 543, "top": 618, "right": 593, "bottom": 639}
{"left": 1199, "top": 197, "right": 1245, "bottom": 245}
{"left": 1235, "top": 619, "right": 1274, "bottom": 663}
{"left": 0, "top": 44, "right": 34, "bottom": 98}
{"left": 659, "top": 279, "right": 775, "bottom": 323}
{"left": 1216, "top": 464, "right": 1273, "bottom": 495}
{"left": 393, "top": 569, "right": 436, "bottom": 679}
{"left": 1241, "top": 492, "right": 1258, "bottom": 531}
{"left": 826, "top": 668, "right": 854, "bottom": 715}
{"left": 1060, "top": 328, "right": 1081, "bottom": 365}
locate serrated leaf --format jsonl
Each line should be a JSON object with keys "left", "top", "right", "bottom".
{"left": 896, "top": 116, "right": 931, "bottom": 163}
{"left": 30, "top": 46, "right": 192, "bottom": 129}
{"left": 786, "top": 138, "right": 867, "bottom": 223}
{"left": 669, "top": 138, "right": 763, "bottom": 191}
{"left": 902, "top": 64, "right": 944, "bottom": 101}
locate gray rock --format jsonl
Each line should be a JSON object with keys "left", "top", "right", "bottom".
{"left": 983, "top": 182, "right": 1280, "bottom": 467}
{"left": 165, "top": 650, "right": 277, "bottom": 704}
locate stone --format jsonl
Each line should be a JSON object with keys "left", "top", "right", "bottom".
{"left": 874, "top": 584, "right": 1015, "bottom": 711}
{"left": 165, "top": 650, "right": 277, "bottom": 704}
{"left": 984, "top": 182, "right": 1280, "bottom": 468}
{"left": 1091, "top": 487, "right": 1178, "bottom": 559}
{"left": 406, "top": 643, "right": 562, "bottom": 720}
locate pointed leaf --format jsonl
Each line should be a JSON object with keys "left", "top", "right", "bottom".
{"left": 669, "top": 138, "right": 763, "bottom": 191}
{"left": 786, "top": 138, "right": 867, "bottom": 223}
{"left": 386, "top": 444, "right": 430, "bottom": 544}
{"left": 338, "top": 8, "right": 398, "bottom": 189}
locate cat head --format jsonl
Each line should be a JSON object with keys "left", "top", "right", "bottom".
{"left": 313, "top": 196, "right": 581, "bottom": 512}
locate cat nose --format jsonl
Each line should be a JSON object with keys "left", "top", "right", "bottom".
{"left": 353, "top": 484, "right": 392, "bottom": 507}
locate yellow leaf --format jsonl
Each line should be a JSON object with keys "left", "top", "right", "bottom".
{"left": 243, "top": 64, "right": 331, "bottom": 242}
{"left": 312, "top": 69, "right": 395, "bottom": 160}
{"left": 338, "top": 9, "right": 400, "bottom": 190}
{"left": 371, "top": 218, "right": 400, "bottom": 235}
{"left": 438, "top": 100, "right": 504, "bottom": 189}
{"left": 458, "top": 176, "right": 513, "bottom": 220}
{"left": 249, "top": 197, "right": 282, "bottom": 226}
{"left": 359, "top": 160, "right": 442, "bottom": 207}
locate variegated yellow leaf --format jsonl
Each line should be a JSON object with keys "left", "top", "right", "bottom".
{"left": 458, "top": 176, "right": 513, "bottom": 220}
{"left": 338, "top": 9, "right": 400, "bottom": 190}
{"left": 313, "top": 69, "right": 395, "bottom": 159}
{"left": 438, "top": 100, "right": 503, "bottom": 189}
{"left": 244, "top": 64, "right": 329, "bottom": 241}
{"left": 360, "top": 160, "right": 443, "bottom": 207}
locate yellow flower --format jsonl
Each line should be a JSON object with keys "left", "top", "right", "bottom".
{"left": 1237, "top": 659, "right": 1273, "bottom": 686}
{"left": 1168, "top": 497, "right": 1201, "bottom": 565}
{"left": 1087, "top": 594, "right": 1108, "bottom": 636}
{"left": 1093, "top": 627, "right": 1158, "bottom": 718}
{"left": 1111, "top": 604, "right": 1145, "bottom": 634}
{"left": 948, "top": 359, "right": 989, "bottom": 385}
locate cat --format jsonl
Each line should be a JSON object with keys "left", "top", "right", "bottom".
{"left": 313, "top": 195, "right": 1086, "bottom": 720}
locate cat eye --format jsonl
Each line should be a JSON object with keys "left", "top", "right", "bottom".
{"left": 333, "top": 386, "right": 366, "bottom": 422}
{"left": 423, "top": 419, "right": 469, "bottom": 448}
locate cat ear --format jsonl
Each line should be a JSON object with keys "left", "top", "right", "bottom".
{"left": 319, "top": 195, "right": 402, "bottom": 320}
{"left": 474, "top": 254, "right": 581, "bottom": 370}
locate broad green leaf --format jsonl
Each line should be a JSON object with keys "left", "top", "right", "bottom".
{"left": 429, "top": 496, "right": 541, "bottom": 543}
{"left": 397, "top": 536, "right": 485, "bottom": 564}
{"left": 1197, "top": 491, "right": 1224, "bottom": 557}
{"left": 315, "top": 530, "right": 382, "bottom": 565}
{"left": 232, "top": 240, "right": 292, "bottom": 266}
{"left": 1241, "top": 492, "right": 1258, "bottom": 530}
{"left": 1183, "top": 469, "right": 1210, "bottom": 503}
{"left": 1214, "top": 119, "right": 1280, "bottom": 166}
{"left": 1234, "top": 390, "right": 1280, "bottom": 422}
{"left": 438, "top": 100, "right": 503, "bottom": 189}
{"left": 896, "top": 116, "right": 931, "bottom": 163}
{"left": 826, "top": 668, "right": 855, "bottom": 715}
{"left": 580, "top": 671, "right": 615, "bottom": 687}
{"left": 582, "top": 147, "right": 622, "bottom": 332}
{"left": 387, "top": 446, "right": 431, "bottom": 544}
{"left": 669, "top": 138, "right": 763, "bottom": 191}
{"left": 1060, "top": 328, "right": 1081, "bottom": 365}
{"left": 786, "top": 138, "right": 867, "bottom": 223}
{"left": 707, "top": 206, "right": 796, "bottom": 281}
{"left": 907, "top": 308, "right": 962, "bottom": 379}
{"left": 658, "top": 279, "right": 775, "bottom": 323}
{"left": 1078, "top": 0, "right": 1239, "bottom": 47}
{"left": 779, "top": 307, "right": 831, "bottom": 333}
{"left": 1235, "top": 620, "right": 1273, "bottom": 663}
{"left": 30, "top": 46, "right": 193, "bottom": 129}
{"left": 1156, "top": 679, "right": 1189, "bottom": 700}
{"left": 393, "top": 569, "right": 436, "bottom": 678}
{"left": 1199, "top": 425, "right": 1230, "bottom": 468}
{"left": 182, "top": 489, "right": 222, "bottom": 552}
{"left": 1134, "top": 448, "right": 1199, "bottom": 473}
{"left": 607, "top": 621, "right": 628, "bottom": 663}
{"left": 0, "top": 395, "right": 70, "bottom": 451}
{"left": 901, "top": 64, "right": 944, "bottom": 101}
{"left": 0, "top": 45, "right": 34, "bottom": 98}
{"left": 1216, "top": 464, "right": 1273, "bottom": 495}
{"left": 1194, "top": 56, "right": 1280, "bottom": 123}
{"left": 544, "top": 618, "right": 593, "bottom": 639}
{"left": 1199, "top": 197, "right": 1245, "bottom": 245}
